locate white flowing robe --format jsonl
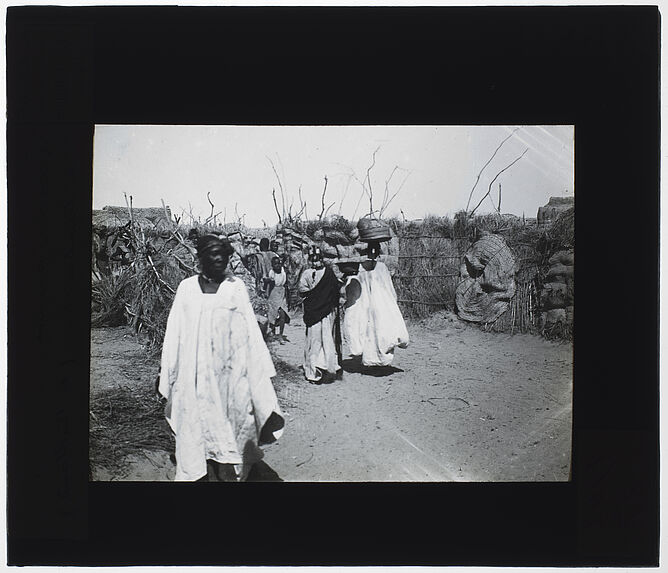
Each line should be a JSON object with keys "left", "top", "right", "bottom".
{"left": 343, "top": 261, "right": 409, "bottom": 366}
{"left": 342, "top": 275, "right": 368, "bottom": 357}
{"left": 267, "top": 269, "right": 287, "bottom": 324}
{"left": 299, "top": 268, "right": 339, "bottom": 382}
{"left": 159, "top": 275, "right": 284, "bottom": 481}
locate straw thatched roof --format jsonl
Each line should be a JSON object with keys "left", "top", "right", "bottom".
{"left": 92, "top": 205, "right": 173, "bottom": 229}
{"left": 537, "top": 196, "right": 574, "bottom": 226}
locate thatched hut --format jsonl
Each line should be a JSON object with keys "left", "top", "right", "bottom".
{"left": 92, "top": 205, "right": 174, "bottom": 230}
{"left": 537, "top": 196, "right": 574, "bottom": 227}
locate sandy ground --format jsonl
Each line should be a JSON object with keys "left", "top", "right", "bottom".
{"left": 90, "top": 312, "right": 572, "bottom": 482}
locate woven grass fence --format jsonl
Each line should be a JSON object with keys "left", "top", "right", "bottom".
{"left": 388, "top": 212, "right": 568, "bottom": 336}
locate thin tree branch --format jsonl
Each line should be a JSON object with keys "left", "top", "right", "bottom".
{"left": 365, "top": 146, "right": 381, "bottom": 215}
{"left": 124, "top": 193, "right": 134, "bottom": 226}
{"left": 318, "top": 176, "right": 329, "bottom": 220}
{"left": 351, "top": 186, "right": 366, "bottom": 221}
{"left": 323, "top": 201, "right": 336, "bottom": 218}
{"left": 147, "top": 254, "right": 176, "bottom": 294}
{"left": 382, "top": 169, "right": 412, "bottom": 217}
{"left": 381, "top": 166, "right": 399, "bottom": 212}
{"left": 295, "top": 185, "right": 307, "bottom": 220}
{"left": 204, "top": 192, "right": 215, "bottom": 224}
{"left": 160, "top": 199, "right": 172, "bottom": 224}
{"left": 469, "top": 148, "right": 528, "bottom": 217}
{"left": 465, "top": 127, "right": 520, "bottom": 213}
{"left": 171, "top": 252, "right": 197, "bottom": 272}
{"left": 272, "top": 188, "right": 282, "bottom": 224}
{"left": 267, "top": 156, "right": 286, "bottom": 220}
{"left": 338, "top": 173, "right": 353, "bottom": 215}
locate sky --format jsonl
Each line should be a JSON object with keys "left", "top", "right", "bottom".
{"left": 92, "top": 125, "right": 574, "bottom": 227}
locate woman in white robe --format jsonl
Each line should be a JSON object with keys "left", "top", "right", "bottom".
{"left": 342, "top": 273, "right": 368, "bottom": 357}
{"left": 343, "top": 242, "right": 409, "bottom": 367}
{"left": 159, "top": 235, "right": 284, "bottom": 481}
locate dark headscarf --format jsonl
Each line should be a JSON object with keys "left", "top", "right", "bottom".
{"left": 196, "top": 234, "right": 234, "bottom": 258}
{"left": 302, "top": 266, "right": 341, "bottom": 327}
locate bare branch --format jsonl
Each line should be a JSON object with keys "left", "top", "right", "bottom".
{"left": 160, "top": 199, "right": 172, "bottom": 225}
{"left": 318, "top": 176, "right": 329, "bottom": 220}
{"left": 365, "top": 146, "right": 381, "bottom": 215}
{"left": 295, "top": 185, "right": 307, "bottom": 220}
{"left": 497, "top": 182, "right": 502, "bottom": 214}
{"left": 267, "top": 156, "right": 286, "bottom": 219}
{"left": 323, "top": 201, "right": 336, "bottom": 218}
{"left": 204, "top": 192, "right": 215, "bottom": 224}
{"left": 124, "top": 193, "right": 134, "bottom": 226}
{"left": 171, "top": 252, "right": 197, "bottom": 272}
{"left": 469, "top": 148, "right": 528, "bottom": 217}
{"left": 234, "top": 202, "right": 245, "bottom": 230}
{"left": 147, "top": 254, "right": 176, "bottom": 294}
{"left": 382, "top": 166, "right": 400, "bottom": 212}
{"left": 338, "top": 173, "right": 353, "bottom": 215}
{"left": 487, "top": 192, "right": 498, "bottom": 213}
{"left": 382, "top": 168, "right": 412, "bottom": 217}
{"left": 351, "top": 185, "right": 366, "bottom": 221}
{"left": 272, "top": 188, "right": 282, "bottom": 224}
{"left": 465, "top": 127, "right": 520, "bottom": 213}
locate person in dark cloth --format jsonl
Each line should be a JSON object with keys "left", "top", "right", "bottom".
{"left": 298, "top": 246, "right": 342, "bottom": 383}
{"left": 258, "top": 237, "right": 275, "bottom": 281}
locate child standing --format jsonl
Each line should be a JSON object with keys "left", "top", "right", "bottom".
{"left": 265, "top": 255, "right": 290, "bottom": 342}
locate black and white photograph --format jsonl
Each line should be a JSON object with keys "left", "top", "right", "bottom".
{"left": 8, "top": 4, "right": 658, "bottom": 566}
{"left": 90, "top": 124, "right": 574, "bottom": 483}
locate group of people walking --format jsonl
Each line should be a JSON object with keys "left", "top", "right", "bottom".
{"left": 156, "top": 232, "right": 409, "bottom": 481}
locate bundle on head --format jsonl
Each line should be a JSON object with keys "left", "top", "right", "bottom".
{"left": 357, "top": 216, "right": 392, "bottom": 242}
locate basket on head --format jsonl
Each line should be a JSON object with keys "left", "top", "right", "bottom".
{"left": 336, "top": 257, "right": 362, "bottom": 276}
{"left": 356, "top": 216, "right": 391, "bottom": 242}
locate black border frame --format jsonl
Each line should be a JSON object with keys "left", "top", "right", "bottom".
{"left": 6, "top": 6, "right": 660, "bottom": 566}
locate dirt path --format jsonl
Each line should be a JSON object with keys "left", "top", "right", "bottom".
{"left": 265, "top": 312, "right": 572, "bottom": 481}
{"left": 90, "top": 314, "right": 572, "bottom": 482}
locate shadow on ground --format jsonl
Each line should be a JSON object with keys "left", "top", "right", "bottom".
{"left": 341, "top": 356, "right": 404, "bottom": 377}
{"left": 247, "top": 460, "right": 283, "bottom": 482}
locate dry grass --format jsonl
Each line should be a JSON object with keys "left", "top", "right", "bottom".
{"left": 91, "top": 269, "right": 133, "bottom": 327}
{"left": 89, "top": 364, "right": 174, "bottom": 477}
{"left": 88, "top": 343, "right": 295, "bottom": 478}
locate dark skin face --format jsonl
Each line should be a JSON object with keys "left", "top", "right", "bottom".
{"left": 199, "top": 245, "right": 230, "bottom": 283}
{"left": 309, "top": 255, "right": 324, "bottom": 270}
{"left": 361, "top": 241, "right": 380, "bottom": 270}
{"left": 271, "top": 258, "right": 283, "bottom": 273}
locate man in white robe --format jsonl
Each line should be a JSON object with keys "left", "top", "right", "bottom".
{"left": 158, "top": 234, "right": 284, "bottom": 481}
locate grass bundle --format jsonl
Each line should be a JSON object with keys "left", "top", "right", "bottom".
{"left": 91, "top": 269, "right": 133, "bottom": 327}
{"left": 89, "top": 371, "right": 174, "bottom": 476}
